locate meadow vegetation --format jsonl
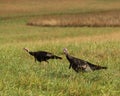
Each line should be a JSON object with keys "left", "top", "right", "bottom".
{"left": 28, "top": 10, "right": 120, "bottom": 27}
{"left": 0, "top": 0, "right": 120, "bottom": 96}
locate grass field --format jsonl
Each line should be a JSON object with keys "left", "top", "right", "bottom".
{"left": 0, "top": 0, "right": 120, "bottom": 96}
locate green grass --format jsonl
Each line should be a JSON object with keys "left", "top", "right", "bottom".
{"left": 0, "top": 0, "right": 120, "bottom": 96}
{"left": 0, "top": 41, "right": 120, "bottom": 96}
{"left": 0, "top": 18, "right": 120, "bottom": 96}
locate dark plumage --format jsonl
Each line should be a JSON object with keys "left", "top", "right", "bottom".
{"left": 63, "top": 48, "right": 107, "bottom": 73}
{"left": 24, "top": 48, "right": 62, "bottom": 63}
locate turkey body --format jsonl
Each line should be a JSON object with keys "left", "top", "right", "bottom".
{"left": 24, "top": 48, "right": 62, "bottom": 63}
{"left": 63, "top": 48, "right": 107, "bottom": 73}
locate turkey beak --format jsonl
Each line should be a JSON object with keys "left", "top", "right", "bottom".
{"left": 23, "top": 48, "right": 29, "bottom": 52}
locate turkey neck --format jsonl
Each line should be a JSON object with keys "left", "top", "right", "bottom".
{"left": 65, "top": 53, "right": 73, "bottom": 61}
{"left": 29, "top": 51, "right": 35, "bottom": 56}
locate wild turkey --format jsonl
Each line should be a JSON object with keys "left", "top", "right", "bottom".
{"left": 63, "top": 48, "right": 107, "bottom": 73}
{"left": 24, "top": 48, "right": 62, "bottom": 63}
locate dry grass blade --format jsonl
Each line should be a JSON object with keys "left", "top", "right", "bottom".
{"left": 27, "top": 10, "right": 120, "bottom": 27}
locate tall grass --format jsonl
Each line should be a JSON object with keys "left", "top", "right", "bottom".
{"left": 27, "top": 10, "right": 120, "bottom": 27}
{"left": 0, "top": 41, "right": 120, "bottom": 96}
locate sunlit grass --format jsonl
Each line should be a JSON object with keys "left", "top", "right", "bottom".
{"left": 0, "top": 18, "right": 120, "bottom": 95}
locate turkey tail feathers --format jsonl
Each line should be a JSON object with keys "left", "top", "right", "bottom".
{"left": 53, "top": 56, "right": 62, "bottom": 59}
{"left": 93, "top": 66, "right": 107, "bottom": 70}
